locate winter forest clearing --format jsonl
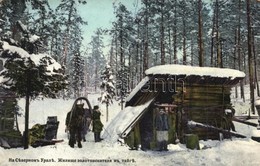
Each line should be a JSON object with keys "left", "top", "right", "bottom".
{"left": 0, "top": 91, "right": 259, "bottom": 166}
{"left": 1, "top": 0, "right": 260, "bottom": 166}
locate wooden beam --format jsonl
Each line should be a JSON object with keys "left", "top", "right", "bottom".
{"left": 188, "top": 121, "right": 246, "bottom": 138}
{"left": 233, "top": 117, "right": 258, "bottom": 127}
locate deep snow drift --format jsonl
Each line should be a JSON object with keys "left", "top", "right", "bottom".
{"left": 0, "top": 89, "right": 260, "bottom": 166}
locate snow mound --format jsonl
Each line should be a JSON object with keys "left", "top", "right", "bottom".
{"left": 251, "top": 130, "right": 260, "bottom": 137}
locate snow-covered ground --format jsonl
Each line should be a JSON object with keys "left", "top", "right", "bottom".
{"left": 1, "top": 89, "right": 260, "bottom": 166}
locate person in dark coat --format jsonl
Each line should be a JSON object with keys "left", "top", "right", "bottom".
{"left": 92, "top": 105, "right": 103, "bottom": 142}
{"left": 66, "top": 103, "right": 85, "bottom": 148}
{"left": 155, "top": 107, "right": 169, "bottom": 151}
{"left": 224, "top": 109, "right": 236, "bottom": 132}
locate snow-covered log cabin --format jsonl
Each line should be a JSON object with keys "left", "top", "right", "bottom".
{"left": 103, "top": 64, "right": 245, "bottom": 150}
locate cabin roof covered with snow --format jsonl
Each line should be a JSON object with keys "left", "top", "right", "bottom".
{"left": 145, "top": 64, "right": 245, "bottom": 79}
{"left": 126, "top": 65, "right": 245, "bottom": 103}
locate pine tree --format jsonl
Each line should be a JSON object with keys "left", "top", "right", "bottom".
{"left": 0, "top": 21, "right": 67, "bottom": 149}
{"left": 70, "top": 52, "right": 85, "bottom": 98}
{"left": 116, "top": 65, "right": 129, "bottom": 110}
{"left": 100, "top": 64, "right": 115, "bottom": 122}
{"left": 247, "top": 0, "right": 255, "bottom": 114}
{"left": 55, "top": 0, "right": 87, "bottom": 67}
{"left": 48, "top": 12, "right": 64, "bottom": 63}
{"left": 88, "top": 29, "right": 106, "bottom": 92}
{"left": 28, "top": 0, "right": 53, "bottom": 52}
{"left": 111, "top": 4, "right": 133, "bottom": 109}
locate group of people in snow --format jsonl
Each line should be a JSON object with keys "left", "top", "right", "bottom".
{"left": 65, "top": 104, "right": 103, "bottom": 148}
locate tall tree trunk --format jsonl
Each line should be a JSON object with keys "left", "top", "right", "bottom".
{"left": 198, "top": 0, "right": 204, "bottom": 67}
{"left": 10, "top": 0, "right": 26, "bottom": 41}
{"left": 210, "top": 2, "right": 217, "bottom": 67}
{"left": 24, "top": 70, "right": 31, "bottom": 149}
{"left": 140, "top": 40, "right": 143, "bottom": 81}
{"left": 109, "top": 38, "right": 114, "bottom": 66}
{"left": 234, "top": 29, "right": 238, "bottom": 98}
{"left": 173, "top": 4, "right": 178, "bottom": 64}
{"left": 253, "top": 31, "right": 260, "bottom": 97}
{"left": 143, "top": 0, "right": 149, "bottom": 74}
{"left": 120, "top": 16, "right": 123, "bottom": 67}
{"left": 238, "top": 0, "right": 245, "bottom": 101}
{"left": 94, "top": 61, "right": 98, "bottom": 92}
{"left": 168, "top": 21, "right": 172, "bottom": 64}
{"left": 63, "top": 1, "right": 74, "bottom": 66}
{"left": 136, "top": 20, "right": 140, "bottom": 82}
{"left": 128, "top": 45, "right": 132, "bottom": 91}
{"left": 160, "top": 0, "right": 165, "bottom": 65}
{"left": 115, "top": 28, "right": 118, "bottom": 83}
{"left": 247, "top": 0, "right": 255, "bottom": 115}
{"left": 191, "top": 36, "right": 194, "bottom": 66}
{"left": 24, "top": 90, "right": 30, "bottom": 149}
{"left": 215, "top": 0, "right": 222, "bottom": 68}
{"left": 119, "top": 15, "right": 124, "bottom": 110}
{"left": 182, "top": 11, "right": 187, "bottom": 65}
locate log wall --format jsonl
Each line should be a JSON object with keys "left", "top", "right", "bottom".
{"left": 180, "top": 84, "right": 233, "bottom": 140}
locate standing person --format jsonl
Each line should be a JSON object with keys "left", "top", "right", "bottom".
{"left": 81, "top": 108, "right": 92, "bottom": 142}
{"left": 92, "top": 105, "right": 104, "bottom": 142}
{"left": 155, "top": 107, "right": 169, "bottom": 151}
{"left": 224, "top": 109, "right": 236, "bottom": 132}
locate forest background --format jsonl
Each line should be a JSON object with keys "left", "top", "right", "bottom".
{"left": 1, "top": 0, "right": 260, "bottom": 113}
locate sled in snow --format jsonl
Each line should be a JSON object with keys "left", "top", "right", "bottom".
{"left": 30, "top": 116, "right": 63, "bottom": 148}
{"left": 32, "top": 139, "right": 64, "bottom": 147}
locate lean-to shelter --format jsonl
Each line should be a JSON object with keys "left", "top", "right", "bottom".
{"left": 103, "top": 64, "right": 245, "bottom": 150}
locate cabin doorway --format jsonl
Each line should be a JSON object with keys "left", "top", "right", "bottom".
{"left": 139, "top": 92, "right": 178, "bottom": 150}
